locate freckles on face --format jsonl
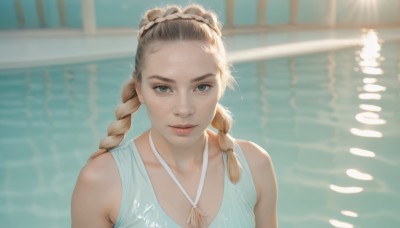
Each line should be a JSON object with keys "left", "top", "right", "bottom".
{"left": 137, "top": 41, "right": 222, "bottom": 137}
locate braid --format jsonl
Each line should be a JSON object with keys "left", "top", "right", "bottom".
{"left": 138, "top": 4, "right": 221, "bottom": 39}
{"left": 90, "top": 76, "right": 141, "bottom": 159}
{"left": 183, "top": 5, "right": 220, "bottom": 30}
{"left": 211, "top": 104, "right": 241, "bottom": 183}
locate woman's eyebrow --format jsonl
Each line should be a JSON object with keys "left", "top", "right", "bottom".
{"left": 147, "top": 75, "right": 174, "bottom": 83}
{"left": 191, "top": 73, "right": 216, "bottom": 83}
{"left": 147, "top": 73, "right": 216, "bottom": 83}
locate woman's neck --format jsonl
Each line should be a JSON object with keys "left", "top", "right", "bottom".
{"left": 148, "top": 130, "right": 207, "bottom": 172}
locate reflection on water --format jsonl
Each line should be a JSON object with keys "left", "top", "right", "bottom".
{"left": 352, "top": 29, "right": 384, "bottom": 140}
{"left": 349, "top": 147, "right": 376, "bottom": 157}
{"left": 329, "top": 184, "right": 363, "bottom": 194}
{"left": 350, "top": 127, "right": 382, "bottom": 137}
{"left": 341, "top": 210, "right": 358, "bottom": 218}
{"left": 361, "top": 67, "right": 383, "bottom": 75}
{"left": 355, "top": 111, "right": 386, "bottom": 125}
{"left": 363, "top": 83, "right": 386, "bottom": 92}
{"left": 247, "top": 30, "right": 399, "bottom": 227}
{"left": 246, "top": 29, "right": 399, "bottom": 227}
{"left": 358, "top": 29, "right": 384, "bottom": 75}
{"left": 359, "top": 104, "right": 381, "bottom": 112}
{"left": 362, "top": 77, "right": 377, "bottom": 83}
{"left": 355, "top": 30, "right": 385, "bottom": 142}
{"left": 346, "top": 168, "right": 374, "bottom": 181}
{"left": 329, "top": 29, "right": 386, "bottom": 228}
{"left": 358, "top": 92, "right": 381, "bottom": 100}
{"left": 329, "top": 219, "right": 354, "bottom": 228}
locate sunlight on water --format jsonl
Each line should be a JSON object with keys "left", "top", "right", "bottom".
{"left": 361, "top": 67, "right": 384, "bottom": 75}
{"left": 341, "top": 210, "right": 359, "bottom": 218}
{"left": 355, "top": 111, "right": 386, "bottom": 125}
{"left": 363, "top": 84, "right": 386, "bottom": 92}
{"left": 346, "top": 169, "right": 374, "bottom": 181}
{"left": 329, "top": 219, "right": 354, "bottom": 228}
{"left": 329, "top": 184, "right": 364, "bottom": 194}
{"left": 357, "top": 29, "right": 384, "bottom": 75}
{"left": 359, "top": 60, "right": 379, "bottom": 68}
{"left": 350, "top": 128, "right": 383, "bottom": 138}
{"left": 358, "top": 93, "right": 381, "bottom": 100}
{"left": 362, "top": 78, "right": 377, "bottom": 84}
{"left": 349, "top": 148, "right": 376, "bottom": 157}
{"left": 359, "top": 104, "right": 381, "bottom": 112}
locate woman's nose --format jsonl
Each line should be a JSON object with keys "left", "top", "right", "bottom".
{"left": 173, "top": 93, "right": 194, "bottom": 117}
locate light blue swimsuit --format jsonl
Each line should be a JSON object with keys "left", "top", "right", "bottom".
{"left": 111, "top": 139, "right": 257, "bottom": 227}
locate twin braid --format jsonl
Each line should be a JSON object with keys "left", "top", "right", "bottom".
{"left": 90, "top": 77, "right": 141, "bottom": 159}
{"left": 138, "top": 5, "right": 221, "bottom": 39}
{"left": 212, "top": 104, "right": 242, "bottom": 183}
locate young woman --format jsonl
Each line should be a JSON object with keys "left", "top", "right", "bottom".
{"left": 71, "top": 4, "right": 277, "bottom": 228}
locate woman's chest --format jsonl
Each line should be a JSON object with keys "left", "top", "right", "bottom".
{"left": 147, "top": 160, "right": 225, "bottom": 227}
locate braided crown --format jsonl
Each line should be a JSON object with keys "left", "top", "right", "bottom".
{"left": 138, "top": 5, "right": 222, "bottom": 39}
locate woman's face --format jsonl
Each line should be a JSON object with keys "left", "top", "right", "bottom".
{"left": 137, "top": 41, "right": 222, "bottom": 147}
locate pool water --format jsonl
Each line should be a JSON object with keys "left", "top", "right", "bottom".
{"left": 1, "top": 42, "right": 399, "bottom": 227}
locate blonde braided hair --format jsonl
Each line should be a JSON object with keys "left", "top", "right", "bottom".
{"left": 91, "top": 4, "right": 241, "bottom": 184}
{"left": 90, "top": 77, "right": 140, "bottom": 159}
{"left": 139, "top": 12, "right": 221, "bottom": 39}
{"left": 138, "top": 5, "right": 221, "bottom": 40}
{"left": 212, "top": 104, "right": 241, "bottom": 183}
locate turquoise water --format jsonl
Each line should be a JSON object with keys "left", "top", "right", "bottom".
{"left": 1, "top": 0, "right": 399, "bottom": 29}
{"left": 1, "top": 42, "right": 400, "bottom": 227}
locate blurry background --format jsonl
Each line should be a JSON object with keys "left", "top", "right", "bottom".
{"left": 1, "top": 0, "right": 400, "bottom": 31}
{"left": 1, "top": 0, "right": 400, "bottom": 228}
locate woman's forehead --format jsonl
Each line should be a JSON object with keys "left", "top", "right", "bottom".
{"left": 141, "top": 41, "right": 219, "bottom": 80}
{"left": 145, "top": 40, "right": 216, "bottom": 56}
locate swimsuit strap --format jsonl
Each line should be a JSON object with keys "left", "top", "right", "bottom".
{"left": 148, "top": 132, "right": 208, "bottom": 208}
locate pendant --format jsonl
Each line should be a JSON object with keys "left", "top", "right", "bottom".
{"left": 187, "top": 206, "right": 207, "bottom": 227}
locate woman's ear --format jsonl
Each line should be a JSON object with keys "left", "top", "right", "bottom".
{"left": 135, "top": 82, "right": 145, "bottom": 104}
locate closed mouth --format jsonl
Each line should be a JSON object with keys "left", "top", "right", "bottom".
{"left": 169, "top": 124, "right": 196, "bottom": 129}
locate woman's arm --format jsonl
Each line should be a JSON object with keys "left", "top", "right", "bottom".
{"left": 71, "top": 153, "right": 121, "bottom": 228}
{"left": 237, "top": 140, "right": 278, "bottom": 228}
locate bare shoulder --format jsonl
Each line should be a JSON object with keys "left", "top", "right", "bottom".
{"left": 78, "top": 152, "right": 118, "bottom": 184}
{"left": 236, "top": 139, "right": 273, "bottom": 170}
{"left": 235, "top": 140, "right": 277, "bottom": 197}
{"left": 71, "top": 152, "right": 121, "bottom": 227}
{"left": 236, "top": 140, "right": 278, "bottom": 227}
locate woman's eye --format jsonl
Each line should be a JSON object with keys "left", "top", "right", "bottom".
{"left": 195, "top": 84, "right": 211, "bottom": 92}
{"left": 154, "top": 86, "right": 171, "bottom": 93}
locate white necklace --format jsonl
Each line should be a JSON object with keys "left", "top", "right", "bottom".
{"left": 149, "top": 132, "right": 208, "bottom": 227}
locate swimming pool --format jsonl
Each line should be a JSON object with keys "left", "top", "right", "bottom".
{"left": 1, "top": 40, "right": 399, "bottom": 227}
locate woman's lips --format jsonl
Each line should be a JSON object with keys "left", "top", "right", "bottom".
{"left": 169, "top": 124, "right": 196, "bottom": 135}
